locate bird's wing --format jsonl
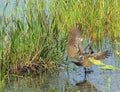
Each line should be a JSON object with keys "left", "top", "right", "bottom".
{"left": 67, "top": 24, "right": 85, "bottom": 55}
{"left": 89, "top": 50, "right": 111, "bottom": 60}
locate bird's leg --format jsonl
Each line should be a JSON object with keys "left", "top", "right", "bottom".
{"left": 86, "top": 68, "right": 94, "bottom": 73}
{"left": 84, "top": 67, "right": 94, "bottom": 80}
{"left": 84, "top": 68, "right": 88, "bottom": 80}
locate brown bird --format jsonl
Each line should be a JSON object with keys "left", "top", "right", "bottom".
{"left": 66, "top": 24, "right": 111, "bottom": 75}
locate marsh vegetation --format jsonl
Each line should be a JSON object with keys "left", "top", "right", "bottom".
{"left": 0, "top": 0, "right": 120, "bottom": 92}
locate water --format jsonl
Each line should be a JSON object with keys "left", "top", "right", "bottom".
{"left": 1, "top": 1, "right": 120, "bottom": 92}
{"left": 3, "top": 42, "right": 120, "bottom": 92}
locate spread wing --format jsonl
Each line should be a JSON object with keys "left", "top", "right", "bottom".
{"left": 67, "top": 24, "right": 85, "bottom": 58}
{"left": 89, "top": 50, "right": 111, "bottom": 60}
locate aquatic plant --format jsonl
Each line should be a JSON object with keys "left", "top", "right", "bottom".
{"left": 0, "top": 0, "right": 120, "bottom": 75}
{"left": 89, "top": 58, "right": 120, "bottom": 70}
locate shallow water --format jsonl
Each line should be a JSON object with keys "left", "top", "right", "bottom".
{"left": 3, "top": 42, "right": 120, "bottom": 92}
{"left": 1, "top": 0, "right": 120, "bottom": 91}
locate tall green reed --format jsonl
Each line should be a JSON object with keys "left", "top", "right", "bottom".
{"left": 0, "top": 0, "right": 120, "bottom": 74}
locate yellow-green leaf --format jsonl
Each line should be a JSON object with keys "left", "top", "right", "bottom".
{"left": 88, "top": 58, "right": 120, "bottom": 70}
{"left": 99, "top": 65, "right": 120, "bottom": 70}
{"left": 88, "top": 58, "right": 105, "bottom": 65}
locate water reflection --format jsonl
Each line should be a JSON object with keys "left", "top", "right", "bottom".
{"left": 75, "top": 80, "right": 98, "bottom": 92}
{"left": 3, "top": 42, "right": 120, "bottom": 92}
{"left": 3, "top": 67, "right": 120, "bottom": 92}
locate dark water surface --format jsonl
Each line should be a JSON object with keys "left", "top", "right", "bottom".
{"left": 3, "top": 41, "right": 120, "bottom": 92}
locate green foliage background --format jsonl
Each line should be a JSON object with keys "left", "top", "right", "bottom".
{"left": 0, "top": 0, "right": 120, "bottom": 71}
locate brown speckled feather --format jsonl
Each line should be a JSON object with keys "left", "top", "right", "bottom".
{"left": 66, "top": 24, "right": 111, "bottom": 68}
